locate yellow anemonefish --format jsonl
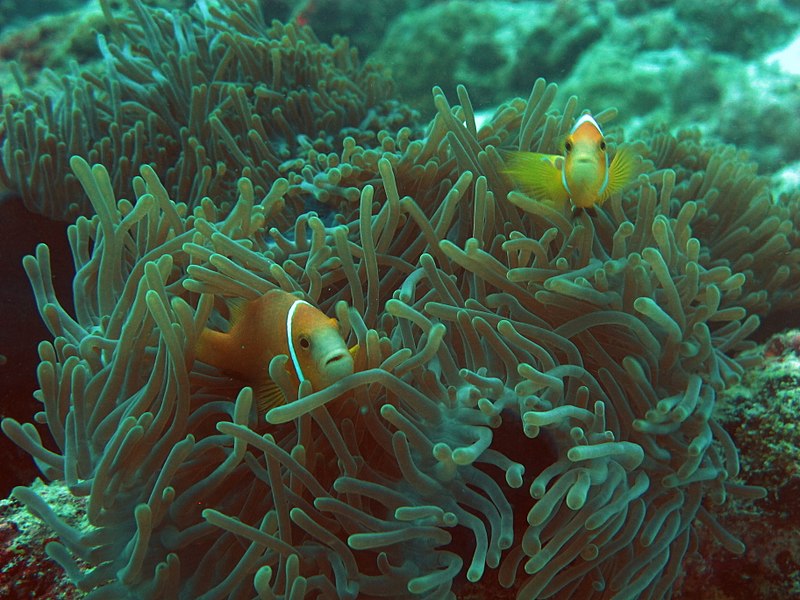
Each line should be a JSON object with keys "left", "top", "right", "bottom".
{"left": 503, "top": 113, "right": 638, "bottom": 213}
{"left": 195, "top": 289, "right": 356, "bottom": 414}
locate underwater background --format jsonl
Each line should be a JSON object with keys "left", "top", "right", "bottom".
{"left": 0, "top": 0, "right": 799, "bottom": 598}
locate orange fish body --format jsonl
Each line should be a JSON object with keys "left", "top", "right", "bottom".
{"left": 196, "top": 289, "right": 354, "bottom": 412}
{"left": 504, "top": 114, "right": 637, "bottom": 211}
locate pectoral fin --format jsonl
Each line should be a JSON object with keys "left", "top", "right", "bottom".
{"left": 600, "top": 145, "right": 639, "bottom": 203}
{"left": 503, "top": 151, "right": 570, "bottom": 205}
{"left": 254, "top": 380, "right": 287, "bottom": 415}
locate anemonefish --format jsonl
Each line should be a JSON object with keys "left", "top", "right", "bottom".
{"left": 195, "top": 289, "right": 356, "bottom": 414}
{"left": 504, "top": 113, "right": 638, "bottom": 214}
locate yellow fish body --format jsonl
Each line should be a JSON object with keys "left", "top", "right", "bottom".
{"left": 195, "top": 289, "right": 355, "bottom": 413}
{"left": 504, "top": 114, "right": 637, "bottom": 211}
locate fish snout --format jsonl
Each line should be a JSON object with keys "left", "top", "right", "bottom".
{"left": 317, "top": 348, "right": 354, "bottom": 385}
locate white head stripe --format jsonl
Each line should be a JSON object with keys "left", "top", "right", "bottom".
{"left": 286, "top": 299, "right": 313, "bottom": 381}
{"left": 571, "top": 113, "right": 602, "bottom": 134}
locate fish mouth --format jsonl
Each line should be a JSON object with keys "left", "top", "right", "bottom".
{"left": 324, "top": 352, "right": 348, "bottom": 366}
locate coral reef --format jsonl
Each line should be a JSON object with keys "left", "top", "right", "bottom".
{"left": 673, "top": 0, "right": 796, "bottom": 58}
{"left": 0, "top": 478, "right": 86, "bottom": 599}
{"left": 0, "top": 0, "right": 85, "bottom": 32}
{"left": 675, "top": 329, "right": 800, "bottom": 598}
{"left": 374, "top": 1, "right": 545, "bottom": 110}
{"left": 2, "top": 1, "right": 800, "bottom": 598}
{"left": 719, "top": 329, "right": 800, "bottom": 495}
{"left": 0, "top": 4, "right": 106, "bottom": 92}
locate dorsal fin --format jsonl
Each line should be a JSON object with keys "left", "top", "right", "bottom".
{"left": 195, "top": 327, "right": 228, "bottom": 367}
{"left": 226, "top": 298, "right": 247, "bottom": 326}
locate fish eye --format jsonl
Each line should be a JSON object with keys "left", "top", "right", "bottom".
{"left": 599, "top": 140, "right": 607, "bottom": 151}
{"left": 298, "top": 335, "right": 310, "bottom": 349}
{"left": 564, "top": 140, "right": 573, "bottom": 153}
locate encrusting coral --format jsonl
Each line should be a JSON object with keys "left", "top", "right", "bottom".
{"left": 2, "top": 1, "right": 799, "bottom": 599}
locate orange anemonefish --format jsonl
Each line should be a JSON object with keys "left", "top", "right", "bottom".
{"left": 195, "top": 289, "right": 356, "bottom": 414}
{"left": 503, "top": 113, "right": 638, "bottom": 213}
